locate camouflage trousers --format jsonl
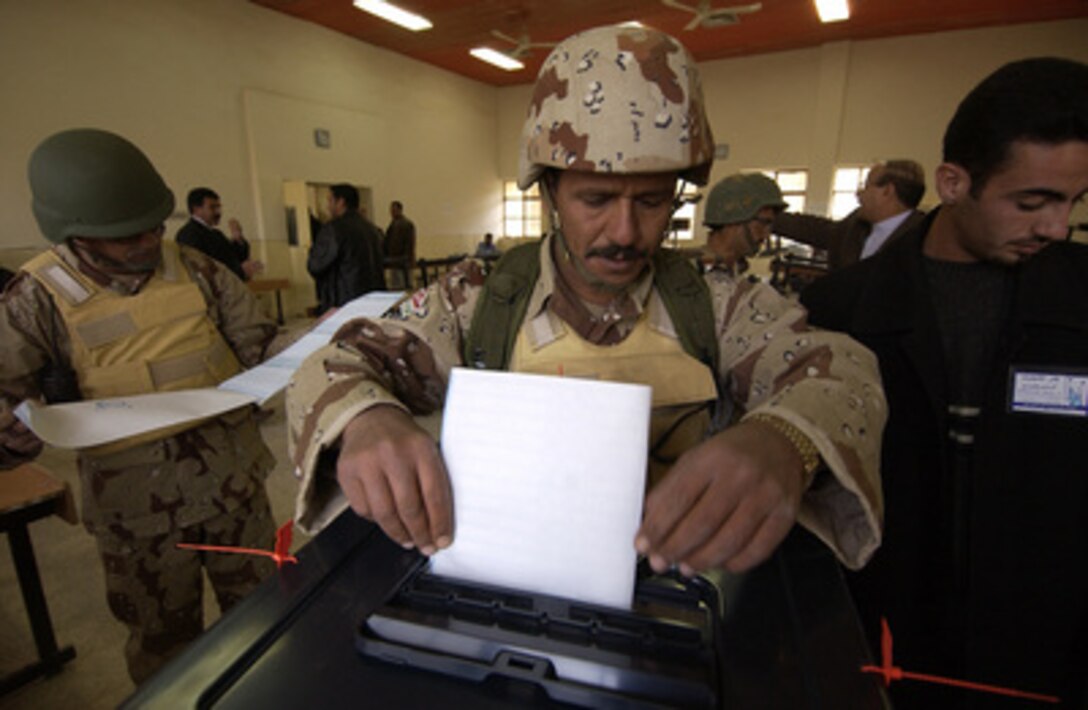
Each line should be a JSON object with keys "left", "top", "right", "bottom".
{"left": 94, "top": 488, "right": 276, "bottom": 684}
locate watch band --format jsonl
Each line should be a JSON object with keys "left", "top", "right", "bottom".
{"left": 746, "top": 412, "right": 822, "bottom": 483}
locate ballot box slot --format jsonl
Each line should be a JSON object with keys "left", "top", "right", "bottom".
{"left": 356, "top": 565, "right": 723, "bottom": 708}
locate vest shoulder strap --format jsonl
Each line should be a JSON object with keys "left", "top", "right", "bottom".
{"left": 650, "top": 249, "right": 720, "bottom": 371}
{"left": 25, "top": 249, "right": 94, "bottom": 307}
{"left": 463, "top": 241, "right": 541, "bottom": 369}
{"left": 464, "top": 240, "right": 719, "bottom": 372}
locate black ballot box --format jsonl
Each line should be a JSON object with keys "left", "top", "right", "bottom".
{"left": 123, "top": 512, "right": 888, "bottom": 709}
{"left": 358, "top": 562, "right": 724, "bottom": 708}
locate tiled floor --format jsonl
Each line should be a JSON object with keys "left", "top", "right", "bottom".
{"left": 0, "top": 396, "right": 309, "bottom": 709}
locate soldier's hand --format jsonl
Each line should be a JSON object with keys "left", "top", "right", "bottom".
{"left": 337, "top": 405, "right": 453, "bottom": 555}
{"left": 635, "top": 419, "right": 805, "bottom": 575}
{"left": 0, "top": 420, "right": 44, "bottom": 459}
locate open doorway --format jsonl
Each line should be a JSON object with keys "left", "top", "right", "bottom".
{"left": 282, "top": 180, "right": 376, "bottom": 316}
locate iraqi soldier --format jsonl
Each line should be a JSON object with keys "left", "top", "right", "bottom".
{"left": 701, "top": 172, "right": 788, "bottom": 275}
{"left": 287, "top": 25, "right": 886, "bottom": 578}
{"left": 0, "top": 128, "right": 285, "bottom": 683}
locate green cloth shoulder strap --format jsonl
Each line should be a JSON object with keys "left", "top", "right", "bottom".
{"left": 652, "top": 247, "right": 719, "bottom": 371}
{"left": 463, "top": 241, "right": 542, "bottom": 369}
{"left": 463, "top": 239, "right": 719, "bottom": 372}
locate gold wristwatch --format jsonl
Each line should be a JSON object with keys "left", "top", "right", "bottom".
{"left": 746, "top": 413, "right": 822, "bottom": 483}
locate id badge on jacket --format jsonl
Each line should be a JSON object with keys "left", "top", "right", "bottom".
{"left": 1008, "top": 365, "right": 1088, "bottom": 417}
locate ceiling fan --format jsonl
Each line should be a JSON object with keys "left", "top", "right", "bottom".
{"left": 490, "top": 30, "right": 556, "bottom": 59}
{"left": 661, "top": 0, "right": 764, "bottom": 30}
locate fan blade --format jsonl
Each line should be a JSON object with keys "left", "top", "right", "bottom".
{"left": 661, "top": 0, "right": 698, "bottom": 14}
{"left": 721, "top": 2, "right": 763, "bottom": 14}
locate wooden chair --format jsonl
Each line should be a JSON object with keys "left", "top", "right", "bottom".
{"left": 416, "top": 255, "right": 467, "bottom": 287}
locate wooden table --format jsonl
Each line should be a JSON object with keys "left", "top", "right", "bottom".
{"left": 0, "top": 463, "right": 78, "bottom": 695}
{"left": 248, "top": 278, "right": 291, "bottom": 324}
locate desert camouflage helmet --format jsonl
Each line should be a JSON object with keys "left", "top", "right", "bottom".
{"left": 518, "top": 24, "right": 715, "bottom": 190}
{"left": 28, "top": 128, "right": 175, "bottom": 244}
{"left": 704, "top": 173, "right": 787, "bottom": 227}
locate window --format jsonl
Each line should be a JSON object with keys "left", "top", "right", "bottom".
{"left": 669, "top": 182, "right": 700, "bottom": 242}
{"left": 830, "top": 165, "right": 871, "bottom": 219}
{"left": 503, "top": 181, "right": 542, "bottom": 238}
{"left": 754, "top": 168, "right": 810, "bottom": 256}
{"left": 761, "top": 168, "right": 808, "bottom": 214}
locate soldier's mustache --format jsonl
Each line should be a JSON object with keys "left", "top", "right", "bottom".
{"left": 586, "top": 245, "right": 648, "bottom": 261}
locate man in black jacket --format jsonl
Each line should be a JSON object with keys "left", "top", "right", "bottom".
{"left": 307, "top": 184, "right": 385, "bottom": 314}
{"left": 175, "top": 187, "right": 262, "bottom": 281}
{"left": 802, "top": 58, "right": 1088, "bottom": 708}
{"left": 384, "top": 200, "right": 416, "bottom": 289}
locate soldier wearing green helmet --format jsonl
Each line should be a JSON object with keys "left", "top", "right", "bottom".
{"left": 702, "top": 172, "right": 788, "bottom": 275}
{"left": 1, "top": 128, "right": 288, "bottom": 683}
{"left": 285, "top": 25, "right": 885, "bottom": 583}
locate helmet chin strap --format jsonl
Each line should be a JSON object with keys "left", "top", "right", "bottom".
{"left": 544, "top": 174, "right": 683, "bottom": 298}
{"left": 542, "top": 176, "right": 625, "bottom": 295}
{"left": 742, "top": 223, "right": 761, "bottom": 257}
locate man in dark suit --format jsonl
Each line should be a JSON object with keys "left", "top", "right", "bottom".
{"left": 307, "top": 183, "right": 385, "bottom": 314}
{"left": 175, "top": 187, "right": 262, "bottom": 281}
{"left": 802, "top": 58, "right": 1088, "bottom": 708}
{"left": 384, "top": 200, "right": 416, "bottom": 289}
{"left": 774, "top": 160, "right": 926, "bottom": 271}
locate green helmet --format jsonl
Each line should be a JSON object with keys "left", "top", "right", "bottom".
{"left": 28, "top": 128, "right": 175, "bottom": 244}
{"left": 703, "top": 173, "right": 787, "bottom": 227}
{"left": 518, "top": 25, "right": 715, "bottom": 190}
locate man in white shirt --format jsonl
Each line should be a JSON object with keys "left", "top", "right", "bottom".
{"left": 774, "top": 160, "right": 926, "bottom": 271}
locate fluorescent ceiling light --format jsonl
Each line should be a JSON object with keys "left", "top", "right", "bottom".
{"left": 815, "top": 0, "right": 850, "bottom": 23}
{"left": 470, "top": 47, "right": 524, "bottom": 71}
{"left": 353, "top": 0, "right": 432, "bottom": 32}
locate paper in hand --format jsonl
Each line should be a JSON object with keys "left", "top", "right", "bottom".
{"left": 429, "top": 367, "right": 651, "bottom": 609}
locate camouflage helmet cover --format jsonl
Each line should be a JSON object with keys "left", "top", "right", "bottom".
{"left": 28, "top": 128, "right": 175, "bottom": 244}
{"left": 518, "top": 25, "right": 715, "bottom": 190}
{"left": 704, "top": 173, "right": 787, "bottom": 227}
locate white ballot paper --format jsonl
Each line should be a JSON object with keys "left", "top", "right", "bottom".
{"left": 429, "top": 367, "right": 651, "bottom": 610}
{"left": 15, "top": 389, "right": 256, "bottom": 450}
{"left": 218, "top": 290, "right": 404, "bottom": 403}
{"left": 15, "top": 290, "right": 406, "bottom": 449}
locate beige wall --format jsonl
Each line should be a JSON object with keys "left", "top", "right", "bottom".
{"left": 3, "top": 5, "right": 1086, "bottom": 292}
{"left": 498, "top": 18, "right": 1088, "bottom": 226}
{"left": 0, "top": 0, "right": 500, "bottom": 315}
{"left": 725, "top": 18, "right": 1088, "bottom": 227}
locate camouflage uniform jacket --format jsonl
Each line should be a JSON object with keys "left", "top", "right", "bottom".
{"left": 287, "top": 234, "right": 886, "bottom": 569}
{"left": 0, "top": 243, "right": 281, "bottom": 536}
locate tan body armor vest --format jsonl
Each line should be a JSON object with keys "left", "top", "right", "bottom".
{"left": 509, "top": 310, "right": 718, "bottom": 487}
{"left": 26, "top": 243, "right": 242, "bottom": 452}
